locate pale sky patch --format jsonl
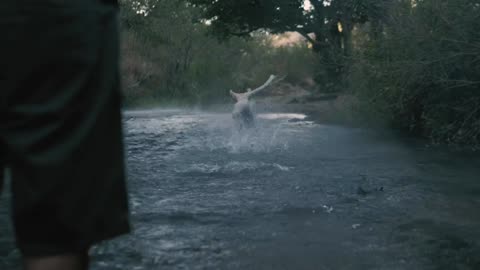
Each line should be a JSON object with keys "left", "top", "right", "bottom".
{"left": 303, "top": 0, "right": 313, "bottom": 11}
{"left": 269, "top": 32, "right": 307, "bottom": 47}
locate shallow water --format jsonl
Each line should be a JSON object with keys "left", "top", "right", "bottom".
{"left": 1, "top": 109, "right": 480, "bottom": 270}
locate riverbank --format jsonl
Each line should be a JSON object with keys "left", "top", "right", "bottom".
{"left": 240, "top": 83, "right": 379, "bottom": 128}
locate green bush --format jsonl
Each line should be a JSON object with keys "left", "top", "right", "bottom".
{"left": 351, "top": 0, "right": 480, "bottom": 145}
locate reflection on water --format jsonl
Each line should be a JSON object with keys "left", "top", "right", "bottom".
{"left": 1, "top": 109, "right": 479, "bottom": 270}
{"left": 257, "top": 113, "right": 307, "bottom": 120}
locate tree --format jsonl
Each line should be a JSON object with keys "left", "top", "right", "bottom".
{"left": 189, "top": 0, "right": 388, "bottom": 90}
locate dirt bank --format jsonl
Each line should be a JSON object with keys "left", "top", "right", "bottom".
{"left": 252, "top": 83, "right": 363, "bottom": 126}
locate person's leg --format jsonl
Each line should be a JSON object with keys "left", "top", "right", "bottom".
{"left": 2, "top": 105, "right": 90, "bottom": 270}
{"left": 24, "top": 252, "right": 89, "bottom": 270}
{"left": 1, "top": 0, "right": 129, "bottom": 268}
{"left": 0, "top": 153, "right": 4, "bottom": 197}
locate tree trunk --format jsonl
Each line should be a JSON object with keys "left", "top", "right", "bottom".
{"left": 343, "top": 23, "right": 353, "bottom": 57}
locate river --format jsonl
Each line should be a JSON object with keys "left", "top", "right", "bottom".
{"left": 1, "top": 109, "right": 480, "bottom": 270}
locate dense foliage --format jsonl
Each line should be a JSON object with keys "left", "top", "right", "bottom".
{"left": 120, "top": 0, "right": 480, "bottom": 145}
{"left": 119, "top": 0, "right": 315, "bottom": 107}
{"left": 189, "top": 0, "right": 389, "bottom": 91}
{"left": 187, "top": 0, "right": 480, "bottom": 145}
{"left": 350, "top": 0, "right": 480, "bottom": 144}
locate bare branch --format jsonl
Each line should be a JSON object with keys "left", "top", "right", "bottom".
{"left": 297, "top": 30, "right": 316, "bottom": 45}
{"left": 246, "top": 74, "right": 277, "bottom": 98}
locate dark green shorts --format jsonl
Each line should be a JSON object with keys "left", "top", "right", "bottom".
{"left": 0, "top": 0, "right": 130, "bottom": 256}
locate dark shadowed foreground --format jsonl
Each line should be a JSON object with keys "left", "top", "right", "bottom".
{"left": 1, "top": 109, "right": 480, "bottom": 270}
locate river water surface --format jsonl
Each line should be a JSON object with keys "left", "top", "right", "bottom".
{"left": 1, "top": 109, "right": 480, "bottom": 270}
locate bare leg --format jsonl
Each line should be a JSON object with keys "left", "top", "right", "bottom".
{"left": 24, "top": 252, "right": 89, "bottom": 270}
